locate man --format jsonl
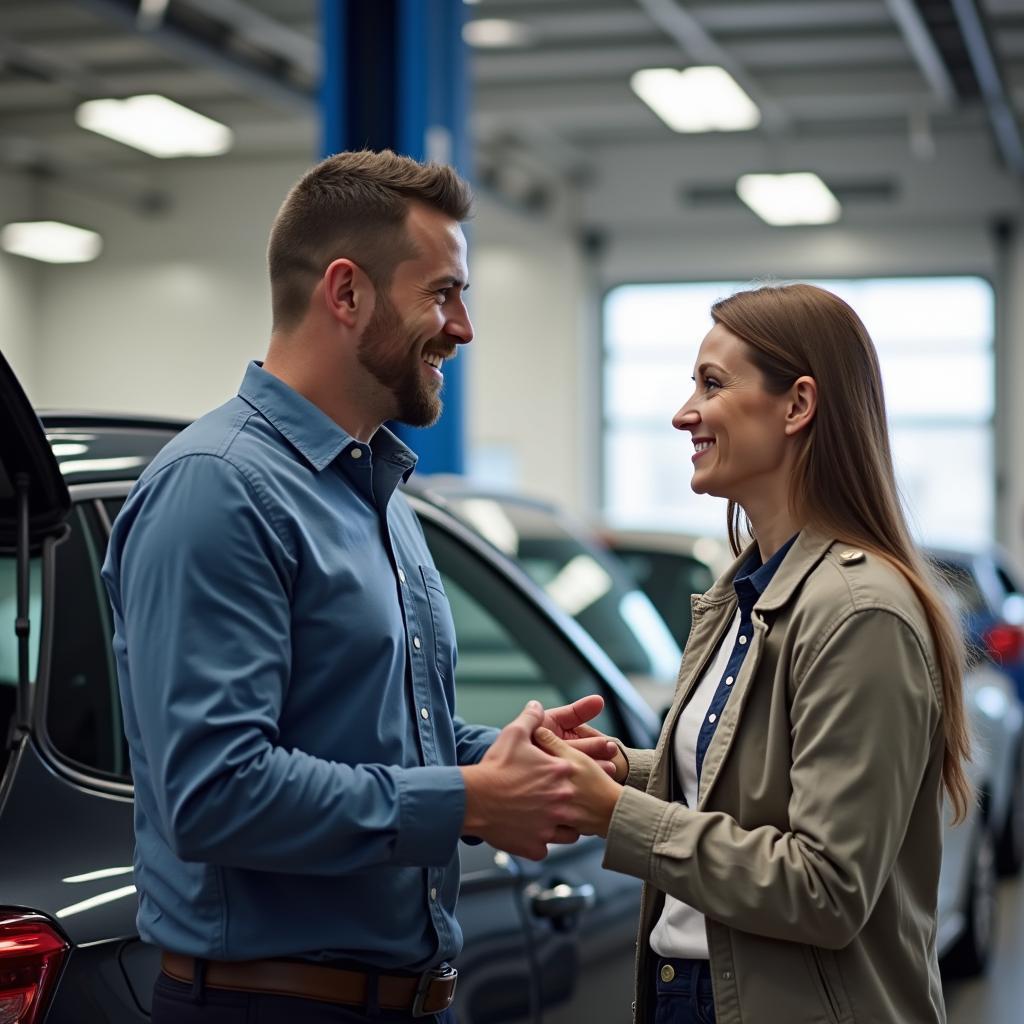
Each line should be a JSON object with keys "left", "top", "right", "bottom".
{"left": 102, "top": 150, "right": 612, "bottom": 1023}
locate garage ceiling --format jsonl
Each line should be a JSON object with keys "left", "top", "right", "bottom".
{"left": 0, "top": 0, "right": 1021, "bottom": 230}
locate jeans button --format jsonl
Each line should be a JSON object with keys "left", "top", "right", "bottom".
{"left": 660, "top": 963, "right": 676, "bottom": 983}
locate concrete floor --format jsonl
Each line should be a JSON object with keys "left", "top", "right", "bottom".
{"left": 945, "top": 876, "right": 1024, "bottom": 1023}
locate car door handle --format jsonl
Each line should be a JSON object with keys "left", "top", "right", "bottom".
{"left": 529, "top": 882, "right": 596, "bottom": 919}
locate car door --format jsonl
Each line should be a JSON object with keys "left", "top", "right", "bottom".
{"left": 415, "top": 504, "right": 655, "bottom": 1024}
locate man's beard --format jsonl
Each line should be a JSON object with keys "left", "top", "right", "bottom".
{"left": 356, "top": 293, "right": 443, "bottom": 428}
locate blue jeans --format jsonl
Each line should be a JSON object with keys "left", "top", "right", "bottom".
{"left": 653, "top": 958, "right": 716, "bottom": 1024}
{"left": 153, "top": 970, "right": 458, "bottom": 1024}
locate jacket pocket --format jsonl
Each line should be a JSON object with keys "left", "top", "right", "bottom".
{"left": 802, "top": 945, "right": 852, "bottom": 1024}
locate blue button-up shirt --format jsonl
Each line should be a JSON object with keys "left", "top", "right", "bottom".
{"left": 102, "top": 362, "right": 498, "bottom": 968}
{"left": 694, "top": 535, "right": 798, "bottom": 781}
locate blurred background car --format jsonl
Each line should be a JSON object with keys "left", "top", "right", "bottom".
{"left": 0, "top": 357, "right": 661, "bottom": 1024}
{"left": 417, "top": 478, "right": 684, "bottom": 714}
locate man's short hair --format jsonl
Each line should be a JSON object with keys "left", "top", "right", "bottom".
{"left": 267, "top": 149, "right": 473, "bottom": 331}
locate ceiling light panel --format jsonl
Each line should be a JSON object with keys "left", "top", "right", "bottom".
{"left": 630, "top": 66, "right": 761, "bottom": 133}
{"left": 1, "top": 221, "right": 103, "bottom": 264}
{"left": 75, "top": 95, "right": 233, "bottom": 158}
{"left": 736, "top": 173, "right": 842, "bottom": 226}
{"left": 463, "top": 19, "right": 531, "bottom": 48}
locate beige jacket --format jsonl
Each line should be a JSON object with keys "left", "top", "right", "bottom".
{"left": 605, "top": 528, "right": 947, "bottom": 1024}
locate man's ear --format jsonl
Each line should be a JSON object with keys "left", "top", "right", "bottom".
{"left": 322, "top": 258, "right": 372, "bottom": 329}
{"left": 783, "top": 375, "right": 817, "bottom": 436}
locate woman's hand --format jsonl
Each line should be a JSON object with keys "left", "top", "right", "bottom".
{"left": 537, "top": 695, "right": 629, "bottom": 783}
{"left": 533, "top": 726, "right": 625, "bottom": 837}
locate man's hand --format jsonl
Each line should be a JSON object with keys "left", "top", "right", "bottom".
{"left": 533, "top": 727, "right": 624, "bottom": 838}
{"left": 540, "top": 695, "right": 628, "bottom": 783}
{"left": 461, "top": 701, "right": 581, "bottom": 860}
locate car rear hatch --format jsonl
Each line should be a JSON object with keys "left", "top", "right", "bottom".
{"left": 0, "top": 350, "right": 71, "bottom": 767}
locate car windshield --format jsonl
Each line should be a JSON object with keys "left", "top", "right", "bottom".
{"left": 444, "top": 496, "right": 681, "bottom": 680}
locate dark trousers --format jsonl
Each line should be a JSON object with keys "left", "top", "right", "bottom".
{"left": 153, "top": 970, "right": 458, "bottom": 1024}
{"left": 653, "top": 958, "right": 716, "bottom": 1024}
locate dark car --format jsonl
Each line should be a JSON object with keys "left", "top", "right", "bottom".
{"left": 412, "top": 479, "right": 684, "bottom": 714}
{"left": 0, "top": 353, "right": 658, "bottom": 1024}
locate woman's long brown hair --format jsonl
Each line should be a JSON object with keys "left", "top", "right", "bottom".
{"left": 711, "top": 283, "right": 972, "bottom": 823}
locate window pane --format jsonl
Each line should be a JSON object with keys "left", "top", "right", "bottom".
{"left": 420, "top": 520, "right": 617, "bottom": 734}
{"left": 45, "top": 504, "right": 129, "bottom": 779}
{"left": 0, "top": 556, "right": 42, "bottom": 779}
{"left": 603, "top": 276, "right": 995, "bottom": 546}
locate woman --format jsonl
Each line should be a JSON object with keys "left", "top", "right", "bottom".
{"left": 537, "top": 283, "right": 970, "bottom": 1024}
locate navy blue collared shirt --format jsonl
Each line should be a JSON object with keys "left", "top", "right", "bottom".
{"left": 102, "top": 362, "right": 498, "bottom": 968}
{"left": 694, "top": 535, "right": 798, "bottom": 781}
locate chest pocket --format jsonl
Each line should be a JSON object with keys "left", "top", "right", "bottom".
{"left": 420, "top": 565, "right": 457, "bottom": 690}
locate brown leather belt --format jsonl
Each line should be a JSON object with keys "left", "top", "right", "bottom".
{"left": 161, "top": 952, "right": 457, "bottom": 1017}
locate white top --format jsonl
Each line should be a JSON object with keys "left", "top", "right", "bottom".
{"left": 649, "top": 610, "right": 740, "bottom": 960}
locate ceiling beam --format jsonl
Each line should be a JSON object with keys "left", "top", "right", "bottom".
{"left": 950, "top": 0, "right": 1024, "bottom": 174}
{"left": 77, "top": 0, "right": 314, "bottom": 113}
{"left": 884, "top": 0, "right": 957, "bottom": 104}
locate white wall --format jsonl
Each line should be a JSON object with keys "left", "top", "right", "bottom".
{"left": 0, "top": 170, "right": 39, "bottom": 393}
{"left": 31, "top": 158, "right": 307, "bottom": 417}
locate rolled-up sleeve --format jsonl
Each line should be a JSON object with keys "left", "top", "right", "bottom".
{"left": 112, "top": 454, "right": 466, "bottom": 874}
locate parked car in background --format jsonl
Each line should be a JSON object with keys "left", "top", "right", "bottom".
{"left": 0, "top": 354, "right": 660, "bottom": 1024}
{"left": 929, "top": 546, "right": 1024, "bottom": 704}
{"left": 416, "top": 479, "right": 683, "bottom": 713}
{"left": 600, "top": 529, "right": 726, "bottom": 649}
{"left": 595, "top": 528, "right": 1021, "bottom": 977}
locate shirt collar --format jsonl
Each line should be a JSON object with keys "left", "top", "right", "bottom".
{"left": 733, "top": 533, "right": 800, "bottom": 607}
{"left": 237, "top": 361, "right": 417, "bottom": 480}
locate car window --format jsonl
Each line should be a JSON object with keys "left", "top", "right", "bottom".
{"left": 0, "top": 555, "right": 42, "bottom": 778}
{"left": 614, "top": 549, "right": 714, "bottom": 649}
{"left": 420, "top": 520, "right": 619, "bottom": 735}
{"left": 44, "top": 503, "right": 130, "bottom": 780}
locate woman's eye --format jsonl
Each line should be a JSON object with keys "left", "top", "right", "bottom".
{"left": 704, "top": 376, "right": 721, "bottom": 391}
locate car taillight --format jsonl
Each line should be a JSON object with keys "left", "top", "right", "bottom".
{"left": 0, "top": 911, "right": 69, "bottom": 1024}
{"left": 984, "top": 623, "right": 1024, "bottom": 666}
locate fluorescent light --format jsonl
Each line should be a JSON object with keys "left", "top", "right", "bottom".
{"left": 1, "top": 221, "right": 102, "bottom": 264}
{"left": 75, "top": 94, "right": 233, "bottom": 158}
{"left": 736, "top": 172, "right": 841, "bottom": 226}
{"left": 463, "top": 19, "right": 531, "bottom": 47}
{"left": 62, "top": 866, "right": 133, "bottom": 884}
{"left": 630, "top": 66, "right": 761, "bottom": 133}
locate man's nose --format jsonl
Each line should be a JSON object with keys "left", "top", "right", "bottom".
{"left": 446, "top": 301, "right": 473, "bottom": 345}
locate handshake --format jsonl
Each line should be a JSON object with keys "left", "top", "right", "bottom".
{"left": 460, "top": 695, "right": 627, "bottom": 861}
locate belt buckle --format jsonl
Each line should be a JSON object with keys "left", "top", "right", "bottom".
{"left": 412, "top": 963, "right": 458, "bottom": 1018}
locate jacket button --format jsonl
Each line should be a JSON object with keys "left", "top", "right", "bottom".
{"left": 722, "top": 970, "right": 733, "bottom": 980}
{"left": 660, "top": 964, "right": 676, "bottom": 982}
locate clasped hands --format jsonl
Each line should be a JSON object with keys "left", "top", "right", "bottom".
{"left": 460, "top": 694, "right": 626, "bottom": 861}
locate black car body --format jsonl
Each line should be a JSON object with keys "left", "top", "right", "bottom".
{"left": 0, "top": 353, "right": 659, "bottom": 1023}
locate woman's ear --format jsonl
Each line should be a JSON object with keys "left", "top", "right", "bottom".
{"left": 322, "top": 258, "right": 372, "bottom": 329}
{"left": 784, "top": 375, "right": 817, "bottom": 436}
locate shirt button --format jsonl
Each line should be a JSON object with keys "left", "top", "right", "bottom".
{"left": 739, "top": 635, "right": 748, "bottom": 645}
{"left": 430, "top": 887, "right": 438, "bottom": 901}
{"left": 726, "top": 676, "right": 734, "bottom": 685}
{"left": 413, "top": 636, "right": 421, "bottom": 650}
{"left": 350, "top": 447, "right": 363, "bottom": 459}
{"left": 398, "top": 568, "right": 406, "bottom": 584}
{"left": 420, "top": 707, "right": 430, "bottom": 720}
{"left": 708, "top": 713, "right": 717, "bottom": 723}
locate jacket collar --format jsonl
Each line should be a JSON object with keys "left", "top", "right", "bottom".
{"left": 697, "top": 525, "right": 837, "bottom": 614}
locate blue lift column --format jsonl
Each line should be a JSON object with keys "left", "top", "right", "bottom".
{"left": 319, "top": 0, "right": 471, "bottom": 475}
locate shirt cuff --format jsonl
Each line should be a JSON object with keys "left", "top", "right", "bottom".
{"left": 394, "top": 765, "right": 467, "bottom": 866}
{"left": 603, "top": 786, "right": 671, "bottom": 881}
